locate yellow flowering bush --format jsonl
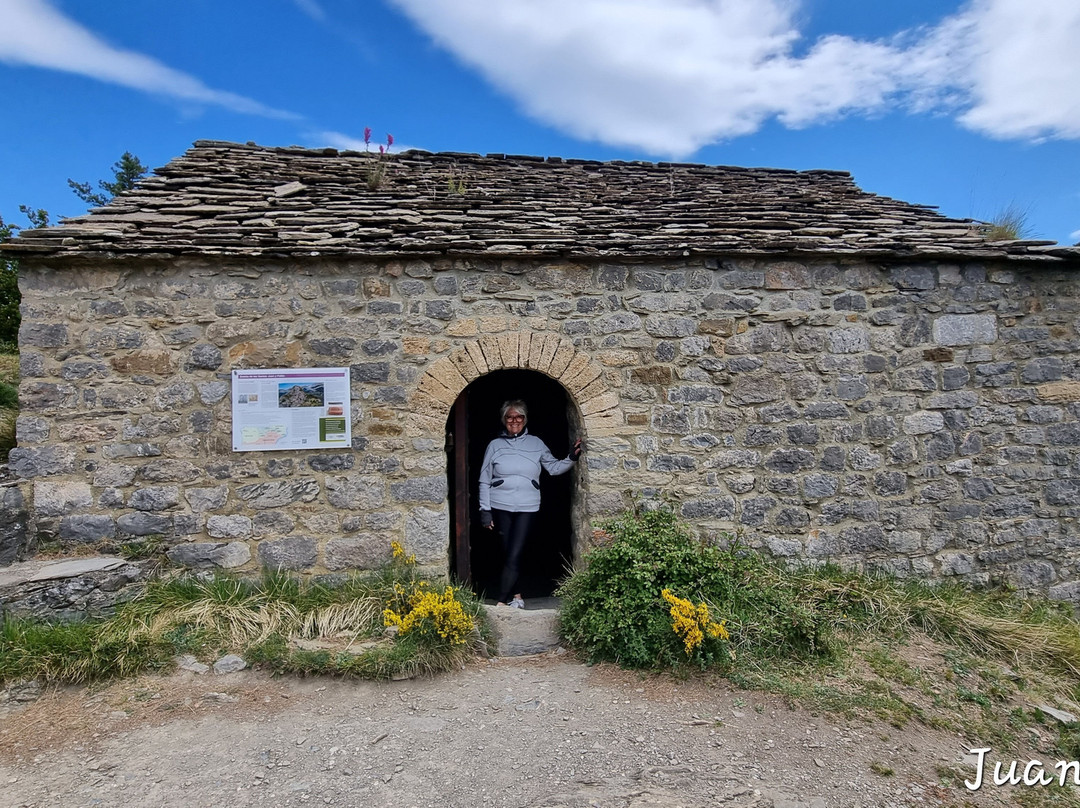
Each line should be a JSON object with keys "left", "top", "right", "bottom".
{"left": 390, "top": 540, "right": 416, "bottom": 565}
{"left": 383, "top": 584, "right": 474, "bottom": 647}
{"left": 661, "top": 588, "right": 729, "bottom": 656}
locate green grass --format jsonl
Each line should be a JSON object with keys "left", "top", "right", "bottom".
{"left": 0, "top": 350, "right": 17, "bottom": 461}
{"left": 0, "top": 564, "right": 491, "bottom": 685}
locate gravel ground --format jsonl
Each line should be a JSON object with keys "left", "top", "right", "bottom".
{"left": 0, "top": 652, "right": 1029, "bottom": 808}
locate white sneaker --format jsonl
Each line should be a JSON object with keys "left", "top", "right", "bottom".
{"left": 509, "top": 596, "right": 525, "bottom": 609}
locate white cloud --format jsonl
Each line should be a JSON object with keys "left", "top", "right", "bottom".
{"left": 311, "top": 130, "right": 420, "bottom": 154}
{"left": 387, "top": 0, "right": 1080, "bottom": 155}
{"left": 1071, "top": 228, "right": 1080, "bottom": 243}
{"left": 292, "top": 0, "right": 327, "bottom": 22}
{"left": 315, "top": 130, "right": 371, "bottom": 151}
{"left": 0, "top": 0, "right": 297, "bottom": 119}
{"left": 947, "top": 0, "right": 1080, "bottom": 140}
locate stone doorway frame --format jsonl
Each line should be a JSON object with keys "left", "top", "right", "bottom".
{"left": 446, "top": 369, "right": 581, "bottom": 592}
{"left": 406, "top": 331, "right": 625, "bottom": 573}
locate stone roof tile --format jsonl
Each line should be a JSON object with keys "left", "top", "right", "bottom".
{"left": 4, "top": 140, "right": 1077, "bottom": 264}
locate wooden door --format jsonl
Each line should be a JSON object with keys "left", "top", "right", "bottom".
{"left": 451, "top": 387, "right": 471, "bottom": 584}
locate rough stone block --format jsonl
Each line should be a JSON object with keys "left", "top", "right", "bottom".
{"left": 764, "top": 262, "right": 811, "bottom": 290}
{"left": 21, "top": 323, "right": 69, "bottom": 348}
{"left": 803, "top": 473, "right": 839, "bottom": 499}
{"left": 644, "top": 315, "right": 695, "bottom": 339}
{"left": 405, "top": 507, "right": 450, "bottom": 564}
{"left": 889, "top": 266, "right": 936, "bottom": 291}
{"left": 117, "top": 512, "right": 173, "bottom": 536}
{"left": 308, "top": 454, "right": 355, "bottom": 472}
{"left": 33, "top": 481, "right": 93, "bottom": 517}
{"left": 325, "top": 476, "right": 386, "bottom": 509}
{"left": 828, "top": 328, "right": 870, "bottom": 354}
{"left": 729, "top": 374, "right": 783, "bottom": 406}
{"left": 764, "top": 449, "right": 815, "bottom": 473}
{"left": 237, "top": 478, "right": 320, "bottom": 508}
{"left": 446, "top": 318, "right": 478, "bottom": 337}
{"left": 1048, "top": 581, "right": 1080, "bottom": 602}
{"left": 478, "top": 335, "right": 504, "bottom": 371}
{"left": 257, "top": 536, "right": 317, "bottom": 570}
{"left": 526, "top": 333, "right": 548, "bottom": 369}
{"left": 198, "top": 381, "right": 230, "bottom": 404}
{"left": 938, "top": 551, "right": 975, "bottom": 576}
{"left": 391, "top": 476, "right": 448, "bottom": 503}
{"left": 207, "top": 515, "right": 253, "bottom": 539}
{"left": 646, "top": 454, "right": 696, "bottom": 472}
{"left": 1008, "top": 560, "right": 1056, "bottom": 589}
{"left": 581, "top": 392, "right": 620, "bottom": 416}
{"left": 428, "top": 357, "right": 468, "bottom": 395}
{"left": 167, "top": 541, "right": 251, "bottom": 569}
{"left": 558, "top": 351, "right": 592, "bottom": 384}
{"left": 680, "top": 497, "right": 735, "bottom": 520}
{"left": 128, "top": 486, "right": 180, "bottom": 512}
{"left": 448, "top": 349, "right": 480, "bottom": 381}
{"left": 595, "top": 312, "right": 641, "bottom": 334}
{"left": 9, "top": 446, "right": 76, "bottom": 478}
{"left": 482, "top": 604, "right": 561, "bottom": 656}
{"left": 254, "top": 511, "right": 296, "bottom": 535}
{"left": 548, "top": 341, "right": 576, "bottom": 377}
{"left": 308, "top": 337, "right": 357, "bottom": 357}
{"left": 1037, "top": 381, "right": 1080, "bottom": 404}
{"left": 494, "top": 330, "right": 518, "bottom": 365}
{"left": 932, "top": 314, "right": 997, "bottom": 346}
{"left": 902, "top": 411, "right": 944, "bottom": 435}
{"left": 1022, "top": 357, "right": 1064, "bottom": 384}
{"left": 416, "top": 374, "right": 457, "bottom": 408}
{"left": 185, "top": 485, "right": 228, "bottom": 512}
{"left": 137, "top": 459, "right": 202, "bottom": 483}
{"left": 110, "top": 350, "right": 177, "bottom": 375}
{"left": 325, "top": 534, "right": 393, "bottom": 571}
{"left": 840, "top": 524, "right": 886, "bottom": 553}
{"left": 0, "top": 487, "right": 28, "bottom": 564}
{"left": 58, "top": 514, "right": 116, "bottom": 543}
{"left": 1046, "top": 480, "right": 1080, "bottom": 506}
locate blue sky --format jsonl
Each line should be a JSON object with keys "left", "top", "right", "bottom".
{"left": 1, "top": 0, "right": 1078, "bottom": 244}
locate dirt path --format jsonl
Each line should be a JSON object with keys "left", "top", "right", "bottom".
{"left": 0, "top": 652, "right": 1028, "bottom": 808}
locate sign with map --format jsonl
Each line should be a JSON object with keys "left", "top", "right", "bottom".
{"left": 231, "top": 368, "right": 351, "bottom": 452}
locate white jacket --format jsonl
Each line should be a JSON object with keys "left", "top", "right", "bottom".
{"left": 478, "top": 429, "right": 575, "bottom": 513}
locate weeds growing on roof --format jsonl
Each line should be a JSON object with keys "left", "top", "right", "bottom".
{"left": 984, "top": 203, "right": 1034, "bottom": 241}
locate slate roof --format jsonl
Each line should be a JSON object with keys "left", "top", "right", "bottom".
{"left": 7, "top": 140, "right": 1078, "bottom": 263}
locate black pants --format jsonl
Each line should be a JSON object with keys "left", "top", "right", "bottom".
{"left": 492, "top": 509, "right": 536, "bottom": 603}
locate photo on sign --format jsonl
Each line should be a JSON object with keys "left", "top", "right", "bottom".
{"left": 278, "top": 382, "right": 325, "bottom": 408}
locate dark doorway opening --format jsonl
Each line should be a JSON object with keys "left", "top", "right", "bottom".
{"left": 446, "top": 369, "right": 577, "bottom": 601}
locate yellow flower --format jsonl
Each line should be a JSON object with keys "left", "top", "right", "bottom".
{"left": 390, "top": 540, "right": 417, "bottom": 565}
{"left": 383, "top": 584, "right": 473, "bottom": 645}
{"left": 661, "top": 588, "right": 729, "bottom": 655}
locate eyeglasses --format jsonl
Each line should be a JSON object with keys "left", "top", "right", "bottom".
{"left": 505, "top": 415, "right": 525, "bottom": 422}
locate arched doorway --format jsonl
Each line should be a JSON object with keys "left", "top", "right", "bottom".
{"left": 446, "top": 369, "right": 580, "bottom": 601}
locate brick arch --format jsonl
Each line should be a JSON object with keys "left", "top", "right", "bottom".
{"left": 405, "top": 332, "right": 623, "bottom": 437}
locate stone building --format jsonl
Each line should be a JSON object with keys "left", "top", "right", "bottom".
{"left": 5, "top": 140, "right": 1080, "bottom": 600}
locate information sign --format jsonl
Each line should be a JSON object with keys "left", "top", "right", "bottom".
{"left": 231, "top": 367, "right": 351, "bottom": 452}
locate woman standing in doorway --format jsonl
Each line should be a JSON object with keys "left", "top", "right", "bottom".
{"left": 478, "top": 399, "right": 582, "bottom": 608}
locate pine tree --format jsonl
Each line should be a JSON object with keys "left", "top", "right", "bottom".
{"left": 67, "top": 151, "right": 148, "bottom": 208}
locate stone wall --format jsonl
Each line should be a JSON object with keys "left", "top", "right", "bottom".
{"left": 12, "top": 256, "right": 1080, "bottom": 598}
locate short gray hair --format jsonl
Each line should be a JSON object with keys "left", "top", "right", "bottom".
{"left": 500, "top": 399, "right": 528, "bottom": 425}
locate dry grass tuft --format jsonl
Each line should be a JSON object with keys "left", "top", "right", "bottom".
{"left": 983, "top": 204, "right": 1034, "bottom": 241}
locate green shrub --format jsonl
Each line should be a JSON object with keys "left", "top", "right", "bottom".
{"left": 0, "top": 407, "right": 15, "bottom": 462}
{"left": 0, "top": 381, "right": 17, "bottom": 409}
{"left": 557, "top": 507, "right": 838, "bottom": 669}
